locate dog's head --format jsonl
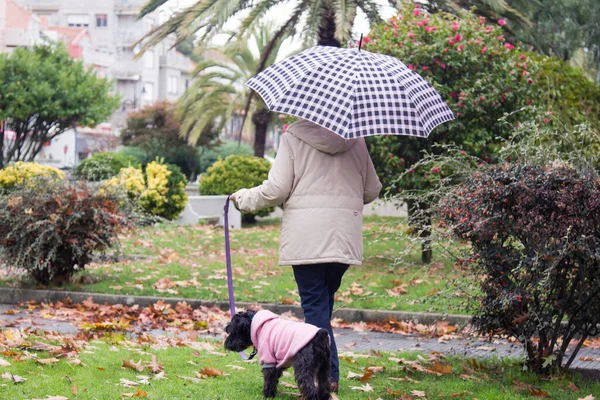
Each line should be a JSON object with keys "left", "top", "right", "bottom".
{"left": 224, "top": 309, "right": 257, "bottom": 352}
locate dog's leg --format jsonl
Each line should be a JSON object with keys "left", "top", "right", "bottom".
{"left": 314, "top": 331, "right": 332, "bottom": 400}
{"left": 262, "top": 367, "right": 282, "bottom": 398}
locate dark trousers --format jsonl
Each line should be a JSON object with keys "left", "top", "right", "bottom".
{"left": 293, "top": 263, "right": 349, "bottom": 382}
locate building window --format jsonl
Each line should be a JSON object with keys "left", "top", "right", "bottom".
{"left": 143, "top": 50, "right": 154, "bottom": 69}
{"left": 96, "top": 14, "right": 108, "bottom": 28}
{"left": 67, "top": 14, "right": 90, "bottom": 27}
{"left": 168, "top": 76, "right": 178, "bottom": 94}
{"left": 143, "top": 82, "right": 154, "bottom": 104}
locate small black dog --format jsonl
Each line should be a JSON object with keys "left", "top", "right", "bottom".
{"left": 224, "top": 309, "right": 331, "bottom": 399}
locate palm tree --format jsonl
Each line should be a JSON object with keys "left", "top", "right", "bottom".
{"left": 137, "top": 0, "right": 390, "bottom": 73}
{"left": 178, "top": 23, "right": 286, "bottom": 157}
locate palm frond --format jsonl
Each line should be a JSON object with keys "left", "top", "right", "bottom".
{"left": 333, "top": 0, "right": 357, "bottom": 43}
{"left": 238, "top": 0, "right": 280, "bottom": 39}
{"left": 138, "top": 0, "right": 168, "bottom": 19}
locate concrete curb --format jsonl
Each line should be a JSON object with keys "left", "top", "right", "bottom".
{"left": 0, "top": 287, "right": 472, "bottom": 326}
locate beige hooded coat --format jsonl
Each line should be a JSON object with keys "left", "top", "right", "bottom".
{"left": 233, "top": 119, "right": 382, "bottom": 266}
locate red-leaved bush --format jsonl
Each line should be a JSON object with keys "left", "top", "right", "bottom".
{"left": 440, "top": 164, "right": 600, "bottom": 374}
{"left": 0, "top": 179, "right": 127, "bottom": 284}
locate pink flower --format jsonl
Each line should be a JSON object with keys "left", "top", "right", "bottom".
{"left": 458, "top": 45, "right": 464, "bottom": 52}
{"left": 413, "top": 9, "right": 420, "bottom": 16}
{"left": 364, "top": 36, "right": 371, "bottom": 44}
{"left": 394, "top": 32, "right": 399, "bottom": 37}
{"left": 415, "top": 3, "right": 420, "bottom": 8}
{"left": 481, "top": 46, "right": 488, "bottom": 53}
{"left": 497, "top": 35, "right": 505, "bottom": 41}
{"left": 486, "top": 27, "right": 493, "bottom": 34}
{"left": 434, "top": 58, "right": 440, "bottom": 64}
{"left": 443, "top": 48, "right": 449, "bottom": 53}
{"left": 384, "top": 26, "right": 388, "bottom": 31}
{"left": 422, "top": 66, "right": 429, "bottom": 71}
{"left": 498, "top": 19, "right": 506, "bottom": 26}
{"left": 544, "top": 118, "right": 550, "bottom": 124}
{"left": 528, "top": 78, "right": 533, "bottom": 84}
{"left": 505, "top": 43, "right": 515, "bottom": 50}
{"left": 448, "top": 39, "right": 455, "bottom": 46}
{"left": 407, "top": 31, "right": 415, "bottom": 38}
{"left": 501, "top": 94, "right": 506, "bottom": 100}
{"left": 520, "top": 54, "right": 526, "bottom": 60}
{"left": 450, "top": 91, "right": 458, "bottom": 98}
{"left": 440, "top": 63, "right": 446, "bottom": 69}
{"left": 410, "top": 168, "right": 416, "bottom": 174}
{"left": 455, "top": 34, "right": 462, "bottom": 42}
{"left": 282, "top": 124, "right": 289, "bottom": 131}
{"left": 452, "top": 22, "right": 460, "bottom": 31}
{"left": 424, "top": 173, "right": 429, "bottom": 179}
{"left": 431, "top": 166, "right": 441, "bottom": 174}
{"left": 408, "top": 64, "right": 414, "bottom": 70}
{"left": 522, "top": 70, "right": 528, "bottom": 76}
{"left": 388, "top": 154, "right": 394, "bottom": 159}
{"left": 425, "top": 26, "right": 437, "bottom": 32}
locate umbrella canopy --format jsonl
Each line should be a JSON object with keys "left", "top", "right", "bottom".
{"left": 246, "top": 45, "right": 455, "bottom": 140}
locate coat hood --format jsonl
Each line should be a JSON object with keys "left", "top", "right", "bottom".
{"left": 286, "top": 119, "right": 358, "bottom": 154}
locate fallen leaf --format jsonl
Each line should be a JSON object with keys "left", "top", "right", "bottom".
{"left": 36, "top": 358, "right": 60, "bottom": 365}
{"left": 120, "top": 378, "right": 139, "bottom": 388}
{"left": 122, "top": 388, "right": 148, "bottom": 398}
{"left": 0, "top": 358, "right": 10, "bottom": 367}
{"left": 530, "top": 388, "right": 550, "bottom": 398}
{"left": 123, "top": 359, "right": 144, "bottom": 372}
{"left": 72, "top": 383, "right": 78, "bottom": 396}
{"left": 568, "top": 382, "right": 581, "bottom": 392}
{"left": 1, "top": 372, "right": 27, "bottom": 383}
{"left": 347, "top": 371, "right": 363, "bottom": 379}
{"left": 578, "top": 396, "right": 594, "bottom": 400}
{"left": 411, "top": 390, "right": 427, "bottom": 397}
{"left": 360, "top": 369, "right": 374, "bottom": 382}
{"left": 429, "top": 361, "right": 452, "bottom": 375}
{"left": 199, "top": 367, "right": 224, "bottom": 377}
{"left": 349, "top": 383, "right": 373, "bottom": 392}
{"left": 146, "top": 355, "right": 163, "bottom": 374}
{"left": 226, "top": 365, "right": 246, "bottom": 371}
{"left": 579, "top": 357, "right": 594, "bottom": 361}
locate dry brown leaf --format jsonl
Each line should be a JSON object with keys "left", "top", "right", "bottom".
{"left": 146, "top": 355, "right": 163, "bottom": 374}
{"left": 0, "top": 358, "right": 10, "bottom": 367}
{"left": 2, "top": 371, "right": 27, "bottom": 383}
{"left": 347, "top": 371, "right": 363, "bottom": 379}
{"left": 349, "top": 383, "right": 373, "bottom": 392}
{"left": 36, "top": 358, "right": 60, "bottom": 365}
{"left": 365, "top": 366, "right": 385, "bottom": 373}
{"left": 360, "top": 369, "right": 374, "bottom": 382}
{"left": 568, "top": 383, "right": 581, "bottom": 392}
{"left": 530, "top": 388, "right": 550, "bottom": 398}
{"left": 123, "top": 359, "right": 144, "bottom": 372}
{"left": 122, "top": 388, "right": 148, "bottom": 398}
{"left": 72, "top": 383, "right": 78, "bottom": 396}
{"left": 120, "top": 378, "right": 139, "bottom": 388}
{"left": 429, "top": 361, "right": 453, "bottom": 375}
{"left": 199, "top": 367, "right": 224, "bottom": 377}
{"left": 411, "top": 390, "right": 427, "bottom": 397}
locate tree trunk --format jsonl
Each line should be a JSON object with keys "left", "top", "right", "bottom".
{"left": 407, "top": 199, "right": 433, "bottom": 264}
{"left": 252, "top": 108, "right": 271, "bottom": 158}
{"left": 317, "top": 7, "right": 341, "bottom": 47}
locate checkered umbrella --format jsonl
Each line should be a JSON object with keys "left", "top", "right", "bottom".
{"left": 246, "top": 45, "right": 455, "bottom": 139}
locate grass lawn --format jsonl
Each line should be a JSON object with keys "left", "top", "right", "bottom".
{"left": 0, "top": 216, "right": 475, "bottom": 314}
{"left": 1, "top": 332, "right": 598, "bottom": 400}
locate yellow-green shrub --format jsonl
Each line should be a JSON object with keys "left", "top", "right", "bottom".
{"left": 0, "top": 162, "right": 65, "bottom": 193}
{"left": 105, "top": 161, "right": 187, "bottom": 220}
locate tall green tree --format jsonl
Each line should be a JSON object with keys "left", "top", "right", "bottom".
{"left": 0, "top": 44, "right": 120, "bottom": 169}
{"left": 178, "top": 23, "right": 286, "bottom": 158}
{"left": 121, "top": 101, "right": 218, "bottom": 179}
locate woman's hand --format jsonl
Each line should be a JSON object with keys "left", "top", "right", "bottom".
{"left": 230, "top": 193, "right": 237, "bottom": 203}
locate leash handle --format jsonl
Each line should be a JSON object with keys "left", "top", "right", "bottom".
{"left": 224, "top": 196, "right": 249, "bottom": 361}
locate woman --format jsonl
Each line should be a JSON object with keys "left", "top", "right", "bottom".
{"left": 231, "top": 118, "right": 382, "bottom": 392}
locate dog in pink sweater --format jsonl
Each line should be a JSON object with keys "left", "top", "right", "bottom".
{"left": 225, "top": 309, "right": 331, "bottom": 399}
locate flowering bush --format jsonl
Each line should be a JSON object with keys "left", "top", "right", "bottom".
{"left": 439, "top": 164, "right": 600, "bottom": 374}
{"left": 199, "top": 155, "right": 274, "bottom": 222}
{"left": 0, "top": 162, "right": 65, "bottom": 193}
{"left": 105, "top": 161, "right": 187, "bottom": 220}
{"left": 74, "top": 152, "right": 139, "bottom": 182}
{"left": 0, "top": 180, "right": 126, "bottom": 284}
{"left": 364, "top": 5, "right": 539, "bottom": 195}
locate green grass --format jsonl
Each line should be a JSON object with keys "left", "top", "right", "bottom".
{"left": 1, "top": 334, "right": 598, "bottom": 399}
{"left": 0, "top": 216, "right": 475, "bottom": 314}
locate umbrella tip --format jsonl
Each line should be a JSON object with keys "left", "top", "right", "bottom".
{"left": 358, "top": 34, "right": 363, "bottom": 52}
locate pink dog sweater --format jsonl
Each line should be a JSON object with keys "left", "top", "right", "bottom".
{"left": 250, "top": 310, "right": 323, "bottom": 369}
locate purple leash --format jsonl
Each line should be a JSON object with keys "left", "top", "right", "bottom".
{"left": 224, "top": 196, "right": 250, "bottom": 360}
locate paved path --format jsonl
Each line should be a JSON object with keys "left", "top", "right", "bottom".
{"left": 2, "top": 303, "right": 600, "bottom": 372}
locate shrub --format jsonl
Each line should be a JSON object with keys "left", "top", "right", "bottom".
{"left": 0, "top": 180, "right": 126, "bottom": 285}
{"left": 439, "top": 164, "right": 600, "bottom": 374}
{"left": 0, "top": 162, "right": 64, "bottom": 193}
{"left": 199, "top": 155, "right": 273, "bottom": 222}
{"left": 106, "top": 161, "right": 188, "bottom": 220}
{"left": 74, "top": 152, "right": 139, "bottom": 181}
